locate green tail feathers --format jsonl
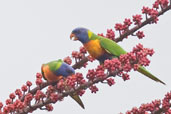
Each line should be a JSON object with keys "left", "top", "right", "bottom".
{"left": 137, "top": 66, "right": 165, "bottom": 85}
{"left": 70, "top": 93, "right": 85, "bottom": 109}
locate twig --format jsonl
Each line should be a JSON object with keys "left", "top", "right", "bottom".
{"left": 114, "top": 4, "right": 171, "bottom": 42}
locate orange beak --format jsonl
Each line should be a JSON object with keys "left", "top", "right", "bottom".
{"left": 70, "top": 33, "right": 78, "bottom": 41}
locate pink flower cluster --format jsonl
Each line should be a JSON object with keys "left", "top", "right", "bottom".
{"left": 70, "top": 46, "right": 90, "bottom": 67}
{"left": 97, "top": 0, "right": 170, "bottom": 41}
{"left": 72, "top": 51, "right": 84, "bottom": 61}
{"left": 112, "top": 15, "right": 145, "bottom": 39}
{"left": 136, "top": 31, "right": 145, "bottom": 39}
{"left": 162, "top": 92, "right": 171, "bottom": 112}
{"left": 36, "top": 72, "right": 43, "bottom": 86}
{"left": 71, "top": 47, "right": 87, "bottom": 60}
{"left": 132, "top": 44, "right": 154, "bottom": 66}
{"left": 104, "top": 59, "right": 121, "bottom": 72}
{"left": 0, "top": 73, "right": 62, "bottom": 113}
{"left": 153, "top": 0, "right": 169, "bottom": 9}
{"left": 142, "top": 0, "right": 169, "bottom": 24}
{"left": 63, "top": 56, "right": 72, "bottom": 65}
{"left": 56, "top": 73, "right": 87, "bottom": 96}
{"left": 142, "top": 6, "right": 159, "bottom": 23}
{"left": 133, "top": 14, "right": 143, "bottom": 25}
{"left": 103, "top": 43, "right": 153, "bottom": 81}
{"left": 106, "top": 29, "right": 115, "bottom": 40}
{"left": 123, "top": 91, "right": 171, "bottom": 114}
{"left": 114, "top": 18, "right": 132, "bottom": 35}
{"left": 69, "top": 46, "right": 96, "bottom": 68}
{"left": 97, "top": 18, "right": 134, "bottom": 40}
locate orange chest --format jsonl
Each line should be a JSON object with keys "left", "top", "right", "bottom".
{"left": 84, "top": 40, "right": 105, "bottom": 58}
{"left": 42, "top": 65, "right": 62, "bottom": 82}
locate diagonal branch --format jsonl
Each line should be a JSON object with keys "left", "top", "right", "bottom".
{"left": 16, "top": 71, "right": 118, "bottom": 114}
{"left": 114, "top": 4, "right": 171, "bottom": 42}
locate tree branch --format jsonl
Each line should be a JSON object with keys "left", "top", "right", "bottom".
{"left": 114, "top": 4, "right": 171, "bottom": 42}
{"left": 15, "top": 71, "right": 118, "bottom": 114}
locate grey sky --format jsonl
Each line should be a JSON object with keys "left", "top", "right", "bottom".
{"left": 0, "top": 0, "right": 171, "bottom": 114}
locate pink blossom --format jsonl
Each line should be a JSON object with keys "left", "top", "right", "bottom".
{"left": 142, "top": 6, "right": 151, "bottom": 14}
{"left": 46, "top": 104, "right": 53, "bottom": 111}
{"left": 5, "top": 99, "right": 12, "bottom": 105}
{"left": 71, "top": 51, "right": 79, "bottom": 58}
{"left": 122, "top": 73, "right": 130, "bottom": 81}
{"left": 107, "top": 78, "right": 115, "bottom": 86}
{"left": 153, "top": 1, "right": 159, "bottom": 9}
{"left": 104, "top": 59, "right": 121, "bottom": 72}
{"left": 133, "top": 64, "right": 139, "bottom": 71}
{"left": 24, "top": 93, "right": 33, "bottom": 104}
{"left": 36, "top": 78, "right": 43, "bottom": 86}
{"left": 149, "top": 9, "right": 158, "bottom": 18}
{"left": 160, "top": 0, "right": 169, "bottom": 8}
{"left": 86, "top": 69, "right": 96, "bottom": 81}
{"left": 66, "top": 75, "right": 76, "bottom": 88}
{"left": 79, "top": 79, "right": 86, "bottom": 85}
{"left": 15, "top": 89, "right": 22, "bottom": 98}
{"left": 79, "top": 46, "right": 87, "bottom": 54}
{"left": 21, "top": 85, "right": 28, "bottom": 92}
{"left": 13, "top": 99, "right": 24, "bottom": 109}
{"left": 97, "top": 33, "right": 105, "bottom": 37}
{"left": 136, "top": 31, "right": 145, "bottom": 39}
{"left": 75, "top": 73, "right": 84, "bottom": 84}
{"left": 89, "top": 85, "right": 99, "bottom": 93}
{"left": 132, "top": 14, "right": 142, "bottom": 25}
{"left": 78, "top": 53, "right": 84, "bottom": 60}
{"left": 50, "top": 93, "right": 58, "bottom": 103}
{"left": 124, "top": 18, "right": 132, "bottom": 27}
{"left": 57, "top": 79, "right": 65, "bottom": 91}
{"left": 0, "top": 102, "right": 3, "bottom": 109}
{"left": 83, "top": 62, "right": 88, "bottom": 68}
{"left": 26, "top": 81, "right": 32, "bottom": 87}
{"left": 96, "top": 70, "right": 105, "bottom": 79}
{"left": 36, "top": 72, "right": 42, "bottom": 79}
{"left": 162, "top": 91, "right": 171, "bottom": 111}
{"left": 63, "top": 56, "right": 72, "bottom": 65}
{"left": 106, "top": 29, "right": 115, "bottom": 40}
{"left": 115, "top": 23, "right": 124, "bottom": 31}
{"left": 35, "top": 90, "right": 46, "bottom": 101}
{"left": 78, "top": 90, "right": 85, "bottom": 96}
{"left": 9, "top": 93, "right": 16, "bottom": 100}
{"left": 47, "top": 85, "right": 55, "bottom": 94}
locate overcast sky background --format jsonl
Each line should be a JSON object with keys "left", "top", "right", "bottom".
{"left": 0, "top": 0, "right": 171, "bottom": 114}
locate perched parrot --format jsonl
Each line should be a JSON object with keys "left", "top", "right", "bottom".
{"left": 41, "top": 59, "right": 85, "bottom": 109}
{"left": 70, "top": 27, "right": 165, "bottom": 85}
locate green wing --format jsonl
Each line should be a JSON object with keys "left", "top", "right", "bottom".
{"left": 99, "top": 36, "right": 127, "bottom": 56}
{"left": 47, "top": 59, "right": 63, "bottom": 72}
{"left": 97, "top": 36, "right": 165, "bottom": 85}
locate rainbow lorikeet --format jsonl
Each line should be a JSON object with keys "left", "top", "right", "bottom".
{"left": 41, "top": 59, "right": 85, "bottom": 109}
{"left": 70, "top": 27, "right": 165, "bottom": 85}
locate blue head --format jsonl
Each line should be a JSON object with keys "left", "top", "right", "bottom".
{"left": 55, "top": 62, "right": 75, "bottom": 77}
{"left": 70, "top": 27, "right": 91, "bottom": 44}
